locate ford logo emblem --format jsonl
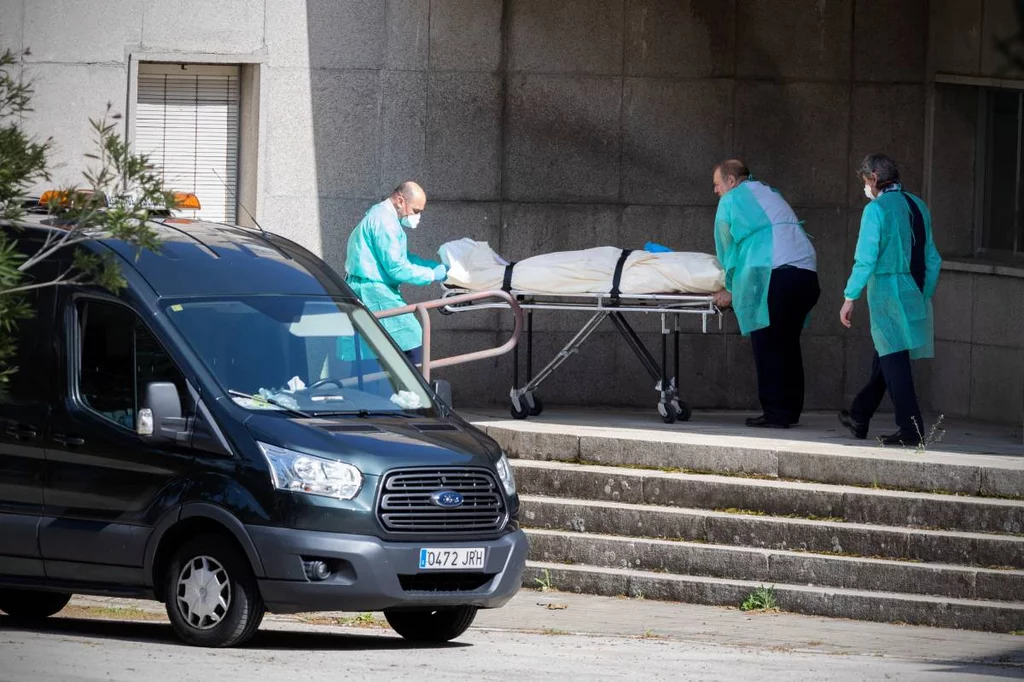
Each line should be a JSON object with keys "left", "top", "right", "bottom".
{"left": 431, "top": 490, "right": 464, "bottom": 508}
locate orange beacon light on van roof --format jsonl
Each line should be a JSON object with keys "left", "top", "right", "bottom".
{"left": 173, "top": 192, "right": 201, "bottom": 210}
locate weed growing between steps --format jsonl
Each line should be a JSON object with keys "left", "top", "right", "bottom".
{"left": 915, "top": 415, "right": 947, "bottom": 453}
{"left": 850, "top": 479, "right": 1024, "bottom": 501}
{"left": 872, "top": 415, "right": 947, "bottom": 452}
{"left": 535, "top": 568, "right": 555, "bottom": 592}
{"left": 790, "top": 548, "right": 924, "bottom": 564}
{"left": 714, "top": 507, "right": 845, "bottom": 523}
{"left": 740, "top": 585, "right": 780, "bottom": 612}
{"left": 575, "top": 459, "right": 791, "bottom": 482}
{"left": 567, "top": 457, "right": 1024, "bottom": 501}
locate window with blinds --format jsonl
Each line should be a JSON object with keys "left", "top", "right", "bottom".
{"left": 135, "top": 63, "right": 240, "bottom": 224}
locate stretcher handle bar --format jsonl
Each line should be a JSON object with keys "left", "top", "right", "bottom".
{"left": 441, "top": 300, "right": 717, "bottom": 315}
{"left": 374, "top": 289, "right": 523, "bottom": 383}
{"left": 441, "top": 287, "right": 715, "bottom": 302}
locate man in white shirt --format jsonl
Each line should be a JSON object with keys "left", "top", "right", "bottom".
{"left": 712, "top": 160, "right": 820, "bottom": 428}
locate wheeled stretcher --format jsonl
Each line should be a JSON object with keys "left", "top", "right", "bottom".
{"left": 439, "top": 286, "right": 722, "bottom": 423}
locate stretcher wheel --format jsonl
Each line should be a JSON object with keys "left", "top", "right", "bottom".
{"left": 510, "top": 399, "right": 530, "bottom": 420}
{"left": 658, "top": 401, "right": 678, "bottom": 424}
{"left": 528, "top": 396, "right": 544, "bottom": 416}
{"left": 674, "top": 400, "right": 692, "bottom": 422}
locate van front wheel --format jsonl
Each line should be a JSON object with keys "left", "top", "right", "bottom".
{"left": 0, "top": 589, "right": 71, "bottom": 621}
{"left": 384, "top": 605, "right": 478, "bottom": 642}
{"left": 163, "top": 535, "right": 265, "bottom": 647}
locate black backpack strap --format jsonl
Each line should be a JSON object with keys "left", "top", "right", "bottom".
{"left": 902, "top": 193, "right": 926, "bottom": 293}
{"left": 609, "top": 249, "right": 633, "bottom": 304}
{"left": 502, "top": 262, "right": 516, "bottom": 292}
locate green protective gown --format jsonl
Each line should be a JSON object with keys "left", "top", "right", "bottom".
{"left": 844, "top": 190, "right": 942, "bottom": 360}
{"left": 713, "top": 180, "right": 775, "bottom": 336}
{"left": 340, "top": 199, "right": 441, "bottom": 358}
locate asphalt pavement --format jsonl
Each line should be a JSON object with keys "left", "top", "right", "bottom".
{"left": 1, "top": 590, "right": 1021, "bottom": 681}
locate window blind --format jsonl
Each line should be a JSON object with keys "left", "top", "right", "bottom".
{"left": 136, "top": 65, "right": 240, "bottom": 223}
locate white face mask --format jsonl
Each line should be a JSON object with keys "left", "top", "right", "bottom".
{"left": 863, "top": 184, "right": 874, "bottom": 200}
{"left": 400, "top": 212, "right": 421, "bottom": 230}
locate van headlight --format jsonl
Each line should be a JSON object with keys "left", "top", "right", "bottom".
{"left": 495, "top": 452, "right": 516, "bottom": 497}
{"left": 258, "top": 442, "right": 362, "bottom": 500}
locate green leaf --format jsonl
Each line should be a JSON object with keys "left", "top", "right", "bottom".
{"left": 0, "top": 49, "right": 171, "bottom": 385}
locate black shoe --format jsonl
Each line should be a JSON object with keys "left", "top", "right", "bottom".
{"left": 879, "top": 431, "right": 922, "bottom": 447}
{"left": 745, "top": 414, "right": 790, "bottom": 429}
{"left": 838, "top": 410, "right": 868, "bottom": 440}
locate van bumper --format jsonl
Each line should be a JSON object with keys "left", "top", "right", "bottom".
{"left": 246, "top": 525, "right": 529, "bottom": 614}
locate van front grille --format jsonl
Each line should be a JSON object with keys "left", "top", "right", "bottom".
{"left": 377, "top": 468, "right": 506, "bottom": 534}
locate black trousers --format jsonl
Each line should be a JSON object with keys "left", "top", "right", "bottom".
{"left": 850, "top": 350, "right": 923, "bottom": 436}
{"left": 749, "top": 266, "right": 821, "bottom": 425}
{"left": 405, "top": 346, "right": 423, "bottom": 366}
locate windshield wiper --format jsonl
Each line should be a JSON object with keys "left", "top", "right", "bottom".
{"left": 313, "top": 409, "right": 417, "bottom": 418}
{"left": 227, "top": 390, "right": 312, "bottom": 419}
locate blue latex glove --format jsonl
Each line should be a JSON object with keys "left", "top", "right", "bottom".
{"left": 432, "top": 263, "right": 449, "bottom": 282}
{"left": 644, "top": 241, "right": 672, "bottom": 253}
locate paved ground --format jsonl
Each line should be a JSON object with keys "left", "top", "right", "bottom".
{"left": 463, "top": 408, "right": 1024, "bottom": 461}
{"left": 2, "top": 590, "right": 1021, "bottom": 681}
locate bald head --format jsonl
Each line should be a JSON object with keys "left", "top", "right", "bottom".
{"left": 712, "top": 159, "right": 750, "bottom": 197}
{"left": 395, "top": 181, "right": 425, "bottom": 203}
{"left": 391, "top": 180, "right": 427, "bottom": 220}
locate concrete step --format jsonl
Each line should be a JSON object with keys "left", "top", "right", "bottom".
{"left": 513, "top": 459, "right": 1024, "bottom": 535}
{"left": 520, "top": 495, "right": 1024, "bottom": 569}
{"left": 483, "top": 422, "right": 1024, "bottom": 498}
{"left": 522, "top": 561, "right": 1024, "bottom": 633}
{"left": 525, "top": 528, "right": 1024, "bottom": 603}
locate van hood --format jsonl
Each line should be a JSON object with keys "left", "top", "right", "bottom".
{"left": 243, "top": 412, "right": 502, "bottom": 474}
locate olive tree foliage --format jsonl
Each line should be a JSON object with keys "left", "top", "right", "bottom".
{"left": 0, "top": 47, "right": 174, "bottom": 385}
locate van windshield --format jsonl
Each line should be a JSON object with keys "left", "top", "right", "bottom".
{"left": 161, "top": 296, "right": 436, "bottom": 416}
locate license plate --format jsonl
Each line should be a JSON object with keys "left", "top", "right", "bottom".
{"left": 418, "top": 547, "right": 486, "bottom": 570}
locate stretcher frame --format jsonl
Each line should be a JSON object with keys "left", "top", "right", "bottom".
{"left": 438, "top": 287, "right": 723, "bottom": 423}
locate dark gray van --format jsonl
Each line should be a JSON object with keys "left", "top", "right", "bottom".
{"left": 0, "top": 212, "right": 528, "bottom": 647}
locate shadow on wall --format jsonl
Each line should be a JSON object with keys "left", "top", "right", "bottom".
{"left": 995, "top": 0, "right": 1024, "bottom": 71}
{"left": 294, "top": 0, "right": 845, "bottom": 411}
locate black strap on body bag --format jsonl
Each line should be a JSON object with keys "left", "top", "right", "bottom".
{"left": 609, "top": 249, "right": 633, "bottom": 304}
{"left": 502, "top": 262, "right": 516, "bottom": 292}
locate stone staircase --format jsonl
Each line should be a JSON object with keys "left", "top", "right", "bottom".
{"left": 481, "top": 421, "right": 1024, "bottom": 633}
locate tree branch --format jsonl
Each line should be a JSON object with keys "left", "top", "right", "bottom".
{"left": 17, "top": 228, "right": 105, "bottom": 272}
{"left": 0, "top": 271, "right": 81, "bottom": 296}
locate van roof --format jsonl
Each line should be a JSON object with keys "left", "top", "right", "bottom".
{"left": 3, "top": 213, "right": 356, "bottom": 299}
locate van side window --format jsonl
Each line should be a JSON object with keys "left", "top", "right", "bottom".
{"left": 77, "top": 300, "right": 189, "bottom": 429}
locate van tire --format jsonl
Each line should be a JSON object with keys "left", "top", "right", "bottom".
{"left": 0, "top": 589, "right": 71, "bottom": 620}
{"left": 384, "top": 605, "right": 478, "bottom": 642}
{"left": 163, "top": 535, "right": 265, "bottom": 647}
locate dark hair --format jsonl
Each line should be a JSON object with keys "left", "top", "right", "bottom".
{"left": 714, "top": 159, "right": 750, "bottom": 182}
{"left": 858, "top": 154, "right": 900, "bottom": 189}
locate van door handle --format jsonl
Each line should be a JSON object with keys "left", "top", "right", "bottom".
{"left": 52, "top": 434, "right": 85, "bottom": 447}
{"left": 4, "top": 425, "right": 37, "bottom": 440}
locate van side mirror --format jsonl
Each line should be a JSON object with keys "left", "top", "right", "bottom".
{"left": 432, "top": 379, "right": 452, "bottom": 408}
{"left": 138, "top": 382, "right": 186, "bottom": 442}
